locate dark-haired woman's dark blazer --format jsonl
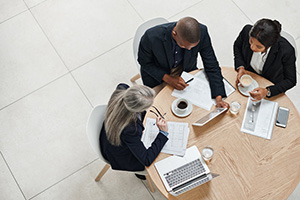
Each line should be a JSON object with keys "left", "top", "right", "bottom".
{"left": 99, "top": 84, "right": 168, "bottom": 171}
{"left": 234, "top": 25, "right": 297, "bottom": 97}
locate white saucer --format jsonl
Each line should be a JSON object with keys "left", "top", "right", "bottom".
{"left": 238, "top": 80, "right": 259, "bottom": 96}
{"left": 171, "top": 99, "right": 193, "bottom": 117}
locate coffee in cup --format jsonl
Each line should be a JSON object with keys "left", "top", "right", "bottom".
{"left": 240, "top": 74, "right": 253, "bottom": 87}
{"left": 175, "top": 98, "right": 189, "bottom": 114}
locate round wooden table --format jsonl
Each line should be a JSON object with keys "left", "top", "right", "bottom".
{"left": 145, "top": 67, "right": 300, "bottom": 200}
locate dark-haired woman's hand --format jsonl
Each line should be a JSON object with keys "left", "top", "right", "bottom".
{"left": 249, "top": 87, "right": 268, "bottom": 101}
{"left": 236, "top": 66, "right": 247, "bottom": 86}
{"left": 156, "top": 117, "right": 168, "bottom": 132}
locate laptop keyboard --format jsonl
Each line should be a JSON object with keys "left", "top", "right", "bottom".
{"left": 164, "top": 159, "right": 206, "bottom": 188}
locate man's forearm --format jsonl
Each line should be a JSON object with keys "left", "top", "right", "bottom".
{"left": 162, "top": 74, "right": 171, "bottom": 84}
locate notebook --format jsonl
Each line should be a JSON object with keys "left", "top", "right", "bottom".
{"left": 192, "top": 107, "right": 227, "bottom": 126}
{"left": 154, "top": 145, "right": 219, "bottom": 196}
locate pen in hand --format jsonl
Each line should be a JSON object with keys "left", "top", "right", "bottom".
{"left": 185, "top": 78, "right": 194, "bottom": 84}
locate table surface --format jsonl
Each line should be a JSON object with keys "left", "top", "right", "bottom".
{"left": 145, "top": 67, "right": 300, "bottom": 200}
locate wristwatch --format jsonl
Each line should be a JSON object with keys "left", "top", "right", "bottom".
{"left": 266, "top": 88, "right": 271, "bottom": 97}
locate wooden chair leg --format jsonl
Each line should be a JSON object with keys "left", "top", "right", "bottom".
{"left": 95, "top": 164, "right": 110, "bottom": 182}
{"left": 130, "top": 73, "right": 141, "bottom": 83}
{"left": 145, "top": 174, "right": 155, "bottom": 193}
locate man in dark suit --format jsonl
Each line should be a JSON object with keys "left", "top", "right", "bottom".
{"left": 138, "top": 17, "right": 228, "bottom": 108}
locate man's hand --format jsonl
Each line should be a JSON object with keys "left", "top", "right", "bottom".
{"left": 249, "top": 87, "right": 267, "bottom": 101}
{"left": 236, "top": 66, "right": 247, "bottom": 86}
{"left": 162, "top": 74, "right": 188, "bottom": 90}
{"left": 215, "top": 95, "right": 229, "bottom": 109}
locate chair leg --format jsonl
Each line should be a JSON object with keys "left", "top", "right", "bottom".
{"left": 130, "top": 73, "right": 141, "bottom": 83}
{"left": 95, "top": 164, "right": 110, "bottom": 182}
{"left": 145, "top": 174, "right": 155, "bottom": 193}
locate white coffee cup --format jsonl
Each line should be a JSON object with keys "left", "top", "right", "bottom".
{"left": 240, "top": 74, "right": 253, "bottom": 88}
{"left": 175, "top": 98, "right": 189, "bottom": 114}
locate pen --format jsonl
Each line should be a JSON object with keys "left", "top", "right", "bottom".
{"left": 185, "top": 78, "right": 194, "bottom": 84}
{"left": 151, "top": 106, "right": 165, "bottom": 119}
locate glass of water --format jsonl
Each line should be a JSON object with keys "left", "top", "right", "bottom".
{"left": 202, "top": 146, "right": 214, "bottom": 161}
{"left": 229, "top": 101, "right": 241, "bottom": 115}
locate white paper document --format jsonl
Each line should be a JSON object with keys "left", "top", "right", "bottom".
{"left": 172, "top": 71, "right": 235, "bottom": 110}
{"left": 142, "top": 118, "right": 190, "bottom": 156}
{"left": 241, "top": 98, "right": 278, "bottom": 140}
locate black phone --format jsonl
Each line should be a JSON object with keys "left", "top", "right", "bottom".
{"left": 275, "top": 107, "right": 289, "bottom": 128}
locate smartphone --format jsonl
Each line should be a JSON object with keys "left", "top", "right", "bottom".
{"left": 275, "top": 107, "right": 289, "bottom": 128}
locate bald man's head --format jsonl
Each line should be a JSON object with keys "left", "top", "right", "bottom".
{"left": 175, "top": 17, "right": 200, "bottom": 43}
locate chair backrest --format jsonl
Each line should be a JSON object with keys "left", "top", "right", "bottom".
{"left": 281, "top": 31, "right": 298, "bottom": 59}
{"left": 133, "top": 17, "right": 169, "bottom": 72}
{"left": 86, "top": 105, "right": 108, "bottom": 163}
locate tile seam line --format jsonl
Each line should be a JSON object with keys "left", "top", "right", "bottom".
{"left": 126, "top": 0, "right": 144, "bottom": 21}
{"left": 0, "top": 151, "right": 27, "bottom": 200}
{"left": 23, "top": 0, "right": 136, "bottom": 76}
{"left": 69, "top": 72, "right": 94, "bottom": 108}
{"left": 167, "top": 0, "right": 205, "bottom": 20}
{"left": 231, "top": 0, "right": 253, "bottom": 24}
{"left": 70, "top": 37, "right": 133, "bottom": 72}
{"left": 0, "top": 9, "right": 28, "bottom": 25}
{"left": 25, "top": 2, "right": 70, "bottom": 72}
{"left": 28, "top": 158, "right": 99, "bottom": 200}
{"left": 0, "top": 72, "right": 69, "bottom": 112}
{"left": 141, "top": 180, "right": 156, "bottom": 200}
{"left": 26, "top": 0, "right": 49, "bottom": 9}
{"left": 25, "top": 3, "right": 94, "bottom": 108}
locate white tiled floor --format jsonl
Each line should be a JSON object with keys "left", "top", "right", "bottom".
{"left": 0, "top": 0, "right": 299, "bottom": 200}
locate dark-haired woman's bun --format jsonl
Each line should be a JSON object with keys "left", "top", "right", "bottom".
{"left": 273, "top": 20, "right": 282, "bottom": 33}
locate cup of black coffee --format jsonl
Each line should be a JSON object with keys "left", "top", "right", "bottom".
{"left": 175, "top": 98, "right": 189, "bottom": 114}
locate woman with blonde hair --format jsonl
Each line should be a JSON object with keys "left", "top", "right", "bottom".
{"left": 99, "top": 83, "right": 169, "bottom": 179}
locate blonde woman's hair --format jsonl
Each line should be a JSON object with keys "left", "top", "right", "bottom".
{"left": 104, "top": 85, "right": 155, "bottom": 146}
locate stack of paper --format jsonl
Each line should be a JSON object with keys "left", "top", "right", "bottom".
{"left": 142, "top": 118, "right": 189, "bottom": 156}
{"left": 241, "top": 98, "right": 278, "bottom": 140}
{"left": 172, "top": 71, "right": 235, "bottom": 110}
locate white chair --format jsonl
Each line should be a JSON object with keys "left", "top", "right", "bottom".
{"left": 86, "top": 105, "right": 155, "bottom": 192}
{"left": 130, "top": 17, "right": 169, "bottom": 83}
{"left": 281, "top": 31, "right": 298, "bottom": 59}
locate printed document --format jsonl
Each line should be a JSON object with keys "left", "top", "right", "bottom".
{"left": 241, "top": 98, "right": 278, "bottom": 140}
{"left": 142, "top": 118, "right": 189, "bottom": 156}
{"left": 172, "top": 71, "right": 235, "bottom": 110}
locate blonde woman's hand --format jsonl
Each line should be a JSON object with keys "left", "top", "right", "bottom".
{"left": 156, "top": 117, "right": 168, "bottom": 132}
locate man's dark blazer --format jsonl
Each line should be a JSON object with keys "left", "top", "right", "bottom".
{"left": 138, "top": 22, "right": 226, "bottom": 98}
{"left": 99, "top": 84, "right": 168, "bottom": 171}
{"left": 234, "top": 25, "right": 297, "bottom": 97}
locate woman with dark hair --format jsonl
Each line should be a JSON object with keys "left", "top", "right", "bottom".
{"left": 234, "top": 18, "right": 296, "bottom": 101}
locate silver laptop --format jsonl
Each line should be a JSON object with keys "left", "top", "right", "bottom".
{"left": 192, "top": 107, "right": 227, "bottom": 126}
{"left": 154, "top": 145, "right": 219, "bottom": 196}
